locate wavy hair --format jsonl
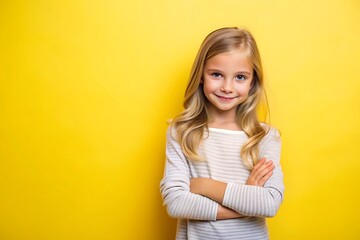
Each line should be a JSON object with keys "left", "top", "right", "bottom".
{"left": 171, "top": 27, "right": 269, "bottom": 169}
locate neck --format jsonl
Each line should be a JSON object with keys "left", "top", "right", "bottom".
{"left": 207, "top": 107, "right": 241, "bottom": 130}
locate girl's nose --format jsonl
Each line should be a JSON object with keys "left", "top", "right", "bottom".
{"left": 221, "top": 80, "right": 233, "bottom": 93}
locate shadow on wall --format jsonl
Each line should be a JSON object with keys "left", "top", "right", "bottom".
{"left": 152, "top": 143, "right": 177, "bottom": 239}
{"left": 151, "top": 54, "right": 192, "bottom": 239}
{"left": 155, "top": 167, "right": 177, "bottom": 239}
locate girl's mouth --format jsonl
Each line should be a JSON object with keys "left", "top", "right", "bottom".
{"left": 215, "top": 94, "right": 238, "bottom": 101}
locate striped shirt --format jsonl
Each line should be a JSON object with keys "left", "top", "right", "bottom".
{"left": 160, "top": 125, "right": 284, "bottom": 240}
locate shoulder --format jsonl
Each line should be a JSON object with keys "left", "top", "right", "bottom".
{"left": 166, "top": 124, "right": 178, "bottom": 141}
{"left": 260, "top": 123, "right": 281, "bottom": 142}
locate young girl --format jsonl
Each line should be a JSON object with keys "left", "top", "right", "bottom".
{"left": 160, "top": 27, "right": 284, "bottom": 240}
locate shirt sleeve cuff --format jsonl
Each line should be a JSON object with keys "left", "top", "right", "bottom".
{"left": 223, "top": 182, "right": 236, "bottom": 206}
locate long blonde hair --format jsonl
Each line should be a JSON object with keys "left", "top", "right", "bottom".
{"left": 171, "top": 27, "right": 269, "bottom": 169}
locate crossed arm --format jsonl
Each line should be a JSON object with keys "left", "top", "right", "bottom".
{"left": 160, "top": 127, "right": 284, "bottom": 221}
{"left": 190, "top": 158, "right": 275, "bottom": 219}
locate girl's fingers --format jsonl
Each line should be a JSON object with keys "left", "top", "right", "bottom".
{"left": 246, "top": 159, "right": 275, "bottom": 186}
{"left": 253, "top": 158, "right": 266, "bottom": 170}
{"left": 258, "top": 170, "right": 274, "bottom": 187}
{"left": 253, "top": 161, "right": 274, "bottom": 183}
{"left": 253, "top": 160, "right": 273, "bottom": 176}
{"left": 252, "top": 160, "right": 270, "bottom": 175}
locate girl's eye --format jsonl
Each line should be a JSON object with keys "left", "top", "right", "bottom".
{"left": 211, "top": 72, "right": 222, "bottom": 78}
{"left": 236, "top": 75, "right": 247, "bottom": 81}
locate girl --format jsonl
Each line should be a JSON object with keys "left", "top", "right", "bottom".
{"left": 160, "top": 27, "right": 284, "bottom": 240}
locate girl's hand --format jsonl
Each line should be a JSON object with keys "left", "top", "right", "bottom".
{"left": 245, "top": 158, "right": 275, "bottom": 187}
{"left": 217, "top": 204, "right": 243, "bottom": 219}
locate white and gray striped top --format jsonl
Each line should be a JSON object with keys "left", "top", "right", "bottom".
{"left": 160, "top": 125, "right": 284, "bottom": 240}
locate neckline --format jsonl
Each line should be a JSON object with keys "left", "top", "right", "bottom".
{"left": 208, "top": 127, "right": 245, "bottom": 134}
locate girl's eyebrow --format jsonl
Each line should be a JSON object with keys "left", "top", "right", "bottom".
{"left": 235, "top": 71, "right": 252, "bottom": 75}
{"left": 205, "top": 68, "right": 222, "bottom": 73}
{"left": 206, "top": 68, "right": 251, "bottom": 75}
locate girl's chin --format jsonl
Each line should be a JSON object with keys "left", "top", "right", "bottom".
{"left": 210, "top": 105, "right": 237, "bottom": 112}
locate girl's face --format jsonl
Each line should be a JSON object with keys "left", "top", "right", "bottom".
{"left": 202, "top": 48, "right": 253, "bottom": 118}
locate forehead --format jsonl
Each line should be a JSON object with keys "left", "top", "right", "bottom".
{"left": 204, "top": 48, "right": 253, "bottom": 71}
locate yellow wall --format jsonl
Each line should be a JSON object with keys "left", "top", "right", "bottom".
{"left": 1, "top": 0, "right": 359, "bottom": 239}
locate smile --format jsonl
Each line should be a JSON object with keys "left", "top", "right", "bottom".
{"left": 214, "top": 94, "right": 238, "bottom": 102}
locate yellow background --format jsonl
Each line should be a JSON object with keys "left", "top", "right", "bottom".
{"left": 1, "top": 0, "right": 359, "bottom": 239}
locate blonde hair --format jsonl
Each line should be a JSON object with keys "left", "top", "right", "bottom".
{"left": 171, "top": 27, "right": 269, "bottom": 169}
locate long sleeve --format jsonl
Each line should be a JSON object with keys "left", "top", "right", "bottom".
{"left": 160, "top": 127, "right": 218, "bottom": 220}
{"left": 222, "top": 127, "right": 284, "bottom": 217}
